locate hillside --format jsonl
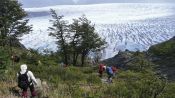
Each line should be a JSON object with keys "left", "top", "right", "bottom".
{"left": 1, "top": 45, "right": 175, "bottom": 98}
{"left": 103, "top": 36, "right": 175, "bottom": 81}
{"left": 1, "top": 35, "right": 175, "bottom": 97}
{"left": 149, "top": 36, "right": 175, "bottom": 81}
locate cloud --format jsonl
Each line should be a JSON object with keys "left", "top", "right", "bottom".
{"left": 72, "top": 0, "right": 79, "bottom": 3}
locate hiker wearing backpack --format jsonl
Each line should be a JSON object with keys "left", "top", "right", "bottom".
{"left": 104, "top": 66, "right": 118, "bottom": 83}
{"left": 98, "top": 64, "right": 105, "bottom": 77}
{"left": 11, "top": 55, "right": 20, "bottom": 63}
{"left": 17, "top": 64, "right": 37, "bottom": 98}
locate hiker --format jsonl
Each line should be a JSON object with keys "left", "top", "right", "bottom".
{"left": 17, "top": 64, "right": 37, "bottom": 98}
{"left": 98, "top": 63, "right": 105, "bottom": 77}
{"left": 60, "top": 62, "right": 64, "bottom": 68}
{"left": 104, "top": 66, "right": 118, "bottom": 83}
{"left": 60, "top": 62, "right": 68, "bottom": 68}
{"left": 11, "top": 55, "right": 20, "bottom": 63}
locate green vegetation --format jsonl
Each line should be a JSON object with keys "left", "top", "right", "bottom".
{"left": 49, "top": 9, "right": 106, "bottom": 66}
{"left": 149, "top": 37, "right": 175, "bottom": 57}
{"left": 148, "top": 37, "right": 175, "bottom": 81}
{"left": 0, "top": 0, "right": 31, "bottom": 49}
{"left": 0, "top": 46, "right": 175, "bottom": 98}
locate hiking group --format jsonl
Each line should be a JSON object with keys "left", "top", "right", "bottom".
{"left": 98, "top": 64, "right": 118, "bottom": 83}
{"left": 16, "top": 63, "right": 117, "bottom": 97}
{"left": 17, "top": 64, "right": 38, "bottom": 98}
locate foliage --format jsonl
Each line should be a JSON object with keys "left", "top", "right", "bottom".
{"left": 49, "top": 10, "right": 106, "bottom": 66}
{"left": 126, "top": 52, "right": 155, "bottom": 72}
{"left": 71, "top": 15, "right": 106, "bottom": 66}
{"left": 87, "top": 74, "right": 101, "bottom": 85}
{"left": 149, "top": 38, "right": 175, "bottom": 57}
{"left": 48, "top": 9, "right": 70, "bottom": 65}
{"left": 0, "top": 47, "right": 9, "bottom": 74}
{"left": 0, "top": 0, "right": 31, "bottom": 47}
{"left": 104, "top": 70, "right": 167, "bottom": 98}
{"left": 0, "top": 46, "right": 175, "bottom": 98}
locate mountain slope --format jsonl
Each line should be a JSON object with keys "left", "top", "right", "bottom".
{"left": 149, "top": 36, "right": 175, "bottom": 80}
{"left": 103, "top": 36, "right": 175, "bottom": 80}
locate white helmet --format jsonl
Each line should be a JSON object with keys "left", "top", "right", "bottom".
{"left": 20, "top": 64, "right": 27, "bottom": 71}
{"left": 103, "top": 66, "right": 106, "bottom": 70}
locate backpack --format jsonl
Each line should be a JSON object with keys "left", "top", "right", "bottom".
{"left": 18, "top": 71, "right": 29, "bottom": 89}
{"left": 13, "top": 56, "right": 20, "bottom": 63}
{"left": 106, "top": 67, "right": 113, "bottom": 75}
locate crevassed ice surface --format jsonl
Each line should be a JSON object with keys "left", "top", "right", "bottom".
{"left": 20, "top": 3, "right": 175, "bottom": 59}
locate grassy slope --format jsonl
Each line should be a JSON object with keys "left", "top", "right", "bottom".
{"left": 1, "top": 36, "right": 175, "bottom": 98}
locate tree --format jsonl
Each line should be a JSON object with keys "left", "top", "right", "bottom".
{"left": 0, "top": 48, "right": 8, "bottom": 73}
{"left": 69, "top": 19, "right": 82, "bottom": 66}
{"left": 75, "top": 16, "right": 106, "bottom": 66}
{"left": 48, "top": 9, "right": 70, "bottom": 65}
{"left": 0, "top": 0, "right": 31, "bottom": 50}
{"left": 49, "top": 11, "right": 106, "bottom": 66}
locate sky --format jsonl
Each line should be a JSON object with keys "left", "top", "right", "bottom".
{"left": 19, "top": 0, "right": 175, "bottom": 8}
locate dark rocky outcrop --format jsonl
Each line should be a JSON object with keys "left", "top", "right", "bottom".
{"left": 102, "top": 50, "right": 135, "bottom": 68}
{"left": 148, "top": 36, "right": 175, "bottom": 81}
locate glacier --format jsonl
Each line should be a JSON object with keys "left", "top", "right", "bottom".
{"left": 20, "top": 3, "right": 175, "bottom": 59}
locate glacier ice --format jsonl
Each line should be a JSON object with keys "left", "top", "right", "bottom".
{"left": 20, "top": 3, "right": 175, "bottom": 59}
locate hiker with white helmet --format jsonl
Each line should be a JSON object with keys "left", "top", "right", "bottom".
{"left": 17, "top": 64, "right": 37, "bottom": 98}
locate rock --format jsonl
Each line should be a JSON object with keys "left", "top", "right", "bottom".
{"left": 102, "top": 50, "right": 134, "bottom": 68}
{"left": 10, "top": 86, "right": 21, "bottom": 97}
{"left": 35, "top": 78, "right": 43, "bottom": 98}
{"left": 171, "top": 36, "right": 175, "bottom": 40}
{"left": 35, "top": 78, "right": 49, "bottom": 98}
{"left": 42, "top": 81, "right": 49, "bottom": 97}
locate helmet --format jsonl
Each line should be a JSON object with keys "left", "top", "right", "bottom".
{"left": 20, "top": 64, "right": 27, "bottom": 71}
{"left": 103, "top": 66, "right": 106, "bottom": 70}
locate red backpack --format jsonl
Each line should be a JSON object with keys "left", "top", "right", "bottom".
{"left": 99, "top": 64, "right": 105, "bottom": 72}
{"left": 112, "top": 66, "right": 118, "bottom": 73}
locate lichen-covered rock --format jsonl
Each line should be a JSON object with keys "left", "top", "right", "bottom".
{"left": 35, "top": 78, "right": 49, "bottom": 98}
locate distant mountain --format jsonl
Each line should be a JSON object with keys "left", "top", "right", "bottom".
{"left": 18, "top": 0, "right": 175, "bottom": 8}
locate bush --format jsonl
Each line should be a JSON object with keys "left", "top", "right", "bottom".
{"left": 87, "top": 74, "right": 101, "bottom": 85}
{"left": 0, "top": 47, "right": 11, "bottom": 79}
{"left": 103, "top": 70, "right": 167, "bottom": 98}
{"left": 149, "top": 40, "right": 175, "bottom": 57}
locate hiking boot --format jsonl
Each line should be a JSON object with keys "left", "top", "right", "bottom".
{"left": 31, "top": 91, "right": 37, "bottom": 97}
{"left": 22, "top": 91, "right": 28, "bottom": 98}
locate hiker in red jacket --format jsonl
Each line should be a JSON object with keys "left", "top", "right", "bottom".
{"left": 98, "top": 64, "right": 106, "bottom": 77}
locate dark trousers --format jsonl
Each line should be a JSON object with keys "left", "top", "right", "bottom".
{"left": 22, "top": 83, "right": 36, "bottom": 97}
{"left": 99, "top": 71, "right": 103, "bottom": 77}
{"left": 107, "top": 73, "right": 114, "bottom": 83}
